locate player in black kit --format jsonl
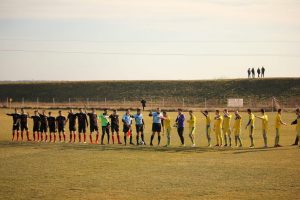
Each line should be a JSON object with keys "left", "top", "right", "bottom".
{"left": 66, "top": 109, "right": 77, "bottom": 143}
{"left": 39, "top": 110, "right": 48, "bottom": 142}
{"left": 76, "top": 108, "right": 89, "bottom": 143}
{"left": 109, "top": 110, "right": 122, "bottom": 144}
{"left": 31, "top": 110, "right": 41, "bottom": 142}
{"left": 6, "top": 108, "right": 21, "bottom": 141}
{"left": 87, "top": 108, "right": 99, "bottom": 144}
{"left": 20, "top": 108, "right": 31, "bottom": 142}
{"left": 47, "top": 112, "right": 56, "bottom": 142}
{"left": 56, "top": 111, "right": 67, "bottom": 142}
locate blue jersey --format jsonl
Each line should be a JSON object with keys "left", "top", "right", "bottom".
{"left": 151, "top": 112, "right": 162, "bottom": 124}
{"left": 133, "top": 114, "right": 144, "bottom": 125}
{"left": 122, "top": 114, "right": 132, "bottom": 125}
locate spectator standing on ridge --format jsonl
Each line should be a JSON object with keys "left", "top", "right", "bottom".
{"left": 247, "top": 68, "right": 251, "bottom": 78}
{"left": 251, "top": 68, "right": 255, "bottom": 78}
{"left": 141, "top": 99, "right": 147, "bottom": 111}
{"left": 261, "top": 66, "right": 265, "bottom": 78}
{"left": 257, "top": 68, "right": 261, "bottom": 78}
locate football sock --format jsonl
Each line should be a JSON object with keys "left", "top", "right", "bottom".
{"left": 112, "top": 135, "right": 115, "bottom": 144}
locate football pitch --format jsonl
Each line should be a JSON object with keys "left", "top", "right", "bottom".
{"left": 0, "top": 109, "right": 299, "bottom": 200}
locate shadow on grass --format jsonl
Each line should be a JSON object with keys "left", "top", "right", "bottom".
{"left": 0, "top": 141, "right": 297, "bottom": 154}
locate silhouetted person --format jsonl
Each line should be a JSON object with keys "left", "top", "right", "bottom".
{"left": 247, "top": 68, "right": 251, "bottom": 78}
{"left": 261, "top": 66, "right": 265, "bottom": 78}
{"left": 257, "top": 68, "right": 261, "bottom": 78}
{"left": 141, "top": 99, "right": 147, "bottom": 111}
{"left": 251, "top": 68, "right": 255, "bottom": 78}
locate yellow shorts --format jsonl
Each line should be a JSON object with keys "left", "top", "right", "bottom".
{"left": 223, "top": 128, "right": 232, "bottom": 136}
{"left": 233, "top": 129, "right": 241, "bottom": 136}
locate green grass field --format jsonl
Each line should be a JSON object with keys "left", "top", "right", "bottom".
{"left": 0, "top": 109, "right": 299, "bottom": 200}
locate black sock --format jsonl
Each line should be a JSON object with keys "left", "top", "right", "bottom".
{"left": 124, "top": 135, "right": 127, "bottom": 144}
{"left": 150, "top": 135, "right": 154, "bottom": 145}
{"left": 141, "top": 133, "right": 145, "bottom": 142}
{"left": 107, "top": 134, "right": 110, "bottom": 144}
{"left": 130, "top": 135, "right": 133, "bottom": 143}
{"left": 101, "top": 134, "right": 105, "bottom": 143}
{"left": 158, "top": 135, "right": 161, "bottom": 145}
{"left": 136, "top": 136, "right": 139, "bottom": 144}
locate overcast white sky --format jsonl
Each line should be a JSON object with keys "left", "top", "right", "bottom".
{"left": 0, "top": 0, "right": 300, "bottom": 80}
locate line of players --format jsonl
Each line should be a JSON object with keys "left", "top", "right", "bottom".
{"left": 6, "top": 107, "right": 300, "bottom": 148}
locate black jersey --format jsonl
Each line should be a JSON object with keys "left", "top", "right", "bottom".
{"left": 56, "top": 116, "right": 66, "bottom": 127}
{"left": 87, "top": 113, "right": 98, "bottom": 127}
{"left": 31, "top": 115, "right": 41, "bottom": 127}
{"left": 109, "top": 114, "right": 119, "bottom": 127}
{"left": 47, "top": 116, "right": 56, "bottom": 127}
{"left": 76, "top": 113, "right": 88, "bottom": 126}
{"left": 67, "top": 113, "right": 77, "bottom": 126}
{"left": 39, "top": 114, "right": 48, "bottom": 126}
{"left": 20, "top": 114, "right": 29, "bottom": 124}
{"left": 7, "top": 113, "right": 21, "bottom": 125}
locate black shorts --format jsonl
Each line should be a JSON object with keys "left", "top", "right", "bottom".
{"left": 69, "top": 125, "right": 76, "bottom": 132}
{"left": 123, "top": 125, "right": 131, "bottom": 133}
{"left": 13, "top": 125, "right": 20, "bottom": 131}
{"left": 49, "top": 125, "right": 56, "bottom": 133}
{"left": 21, "top": 124, "right": 29, "bottom": 131}
{"left": 58, "top": 126, "right": 65, "bottom": 133}
{"left": 152, "top": 123, "right": 161, "bottom": 133}
{"left": 78, "top": 125, "right": 86, "bottom": 134}
{"left": 90, "top": 125, "right": 99, "bottom": 133}
{"left": 40, "top": 125, "right": 47, "bottom": 133}
{"left": 33, "top": 125, "right": 41, "bottom": 132}
{"left": 111, "top": 125, "right": 119, "bottom": 133}
{"left": 136, "top": 124, "right": 144, "bottom": 133}
{"left": 102, "top": 126, "right": 110, "bottom": 134}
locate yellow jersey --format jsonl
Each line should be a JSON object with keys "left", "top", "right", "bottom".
{"left": 206, "top": 115, "right": 211, "bottom": 126}
{"left": 164, "top": 117, "right": 171, "bottom": 130}
{"left": 233, "top": 117, "right": 242, "bottom": 130}
{"left": 214, "top": 116, "right": 223, "bottom": 130}
{"left": 188, "top": 115, "right": 196, "bottom": 128}
{"left": 249, "top": 113, "right": 255, "bottom": 127}
{"left": 261, "top": 114, "right": 269, "bottom": 130}
{"left": 275, "top": 114, "right": 282, "bottom": 129}
{"left": 223, "top": 114, "right": 232, "bottom": 129}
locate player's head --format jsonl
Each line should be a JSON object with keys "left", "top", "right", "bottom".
{"left": 126, "top": 109, "right": 130, "bottom": 115}
{"left": 296, "top": 108, "right": 300, "bottom": 114}
{"left": 234, "top": 110, "right": 239, "bottom": 115}
{"left": 48, "top": 112, "right": 52, "bottom": 116}
{"left": 178, "top": 108, "right": 182, "bottom": 114}
{"left": 42, "top": 110, "right": 46, "bottom": 114}
{"left": 261, "top": 109, "right": 265, "bottom": 114}
{"left": 92, "top": 108, "right": 96, "bottom": 112}
{"left": 79, "top": 108, "right": 83, "bottom": 113}
{"left": 224, "top": 109, "right": 228, "bottom": 113}
{"left": 58, "top": 110, "right": 62, "bottom": 115}
{"left": 189, "top": 110, "right": 193, "bottom": 116}
{"left": 34, "top": 110, "right": 38, "bottom": 115}
{"left": 156, "top": 107, "right": 161, "bottom": 113}
{"left": 14, "top": 108, "right": 18, "bottom": 113}
{"left": 104, "top": 109, "right": 108, "bottom": 114}
{"left": 137, "top": 108, "right": 141, "bottom": 114}
{"left": 215, "top": 110, "right": 220, "bottom": 115}
{"left": 21, "top": 108, "right": 24, "bottom": 113}
{"left": 247, "top": 109, "right": 252, "bottom": 114}
{"left": 278, "top": 109, "right": 282, "bottom": 114}
{"left": 113, "top": 109, "right": 117, "bottom": 114}
{"left": 163, "top": 111, "right": 167, "bottom": 117}
{"left": 204, "top": 110, "right": 208, "bottom": 115}
{"left": 70, "top": 109, "right": 73, "bottom": 113}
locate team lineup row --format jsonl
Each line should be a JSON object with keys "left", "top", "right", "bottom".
{"left": 5, "top": 107, "right": 300, "bottom": 148}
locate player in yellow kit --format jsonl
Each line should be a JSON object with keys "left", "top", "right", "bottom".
{"left": 291, "top": 108, "right": 300, "bottom": 147}
{"left": 274, "top": 109, "right": 287, "bottom": 147}
{"left": 187, "top": 110, "right": 196, "bottom": 147}
{"left": 201, "top": 110, "right": 211, "bottom": 147}
{"left": 255, "top": 109, "right": 269, "bottom": 148}
{"left": 162, "top": 111, "right": 172, "bottom": 147}
{"left": 214, "top": 110, "right": 223, "bottom": 147}
{"left": 245, "top": 109, "right": 255, "bottom": 148}
{"left": 222, "top": 109, "right": 232, "bottom": 147}
{"left": 233, "top": 110, "right": 242, "bottom": 147}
